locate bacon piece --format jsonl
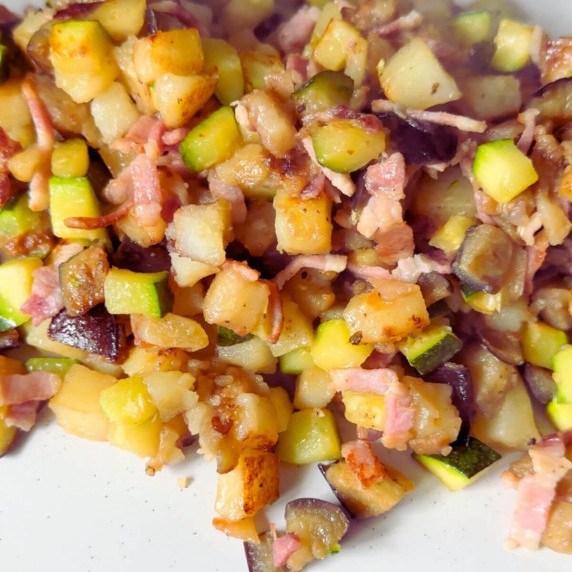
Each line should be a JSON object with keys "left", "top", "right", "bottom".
{"left": 0, "top": 127, "right": 21, "bottom": 208}
{"left": 277, "top": 5, "right": 320, "bottom": 53}
{"left": 263, "top": 280, "right": 284, "bottom": 344}
{"left": 272, "top": 533, "right": 301, "bottom": 568}
{"left": 65, "top": 202, "right": 132, "bottom": 230}
{"left": 4, "top": 401, "right": 40, "bottom": 431}
{"left": 516, "top": 109, "right": 539, "bottom": 155}
{"left": 0, "top": 371, "right": 61, "bottom": 406}
{"left": 330, "top": 367, "right": 400, "bottom": 394}
{"left": 505, "top": 434, "right": 572, "bottom": 550}
{"left": 373, "top": 9, "right": 422, "bottom": 36}
{"left": 524, "top": 231, "right": 549, "bottom": 295}
{"left": 392, "top": 254, "right": 451, "bottom": 283}
{"left": 365, "top": 152, "right": 406, "bottom": 199}
{"left": 341, "top": 440, "right": 387, "bottom": 487}
{"left": 374, "top": 222, "right": 415, "bottom": 265}
{"left": 274, "top": 254, "right": 347, "bottom": 289}
{"left": 285, "top": 54, "right": 311, "bottom": 85}
{"left": 20, "top": 266, "right": 64, "bottom": 326}
{"left": 222, "top": 259, "right": 260, "bottom": 282}
{"left": 208, "top": 172, "right": 247, "bottom": 225}
{"left": 302, "top": 137, "right": 356, "bottom": 197}
{"left": 300, "top": 172, "right": 326, "bottom": 199}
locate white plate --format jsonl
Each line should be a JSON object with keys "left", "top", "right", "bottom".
{"left": 0, "top": 1, "right": 570, "bottom": 571}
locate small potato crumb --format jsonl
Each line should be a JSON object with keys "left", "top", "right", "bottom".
{"left": 177, "top": 477, "right": 193, "bottom": 490}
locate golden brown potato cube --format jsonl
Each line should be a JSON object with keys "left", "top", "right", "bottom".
{"left": 342, "top": 390, "right": 386, "bottom": 431}
{"left": 274, "top": 189, "right": 332, "bottom": 255}
{"left": 268, "top": 297, "right": 314, "bottom": 357}
{"left": 285, "top": 268, "right": 336, "bottom": 320}
{"left": 344, "top": 280, "right": 429, "bottom": 343}
{"left": 215, "top": 450, "right": 280, "bottom": 521}
{"left": 49, "top": 364, "right": 117, "bottom": 441}
{"left": 233, "top": 393, "right": 280, "bottom": 450}
{"left": 203, "top": 266, "right": 270, "bottom": 336}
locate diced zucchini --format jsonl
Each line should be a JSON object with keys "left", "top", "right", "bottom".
{"left": 280, "top": 347, "right": 314, "bottom": 375}
{"left": 49, "top": 20, "right": 118, "bottom": 103}
{"left": 311, "top": 318, "right": 373, "bottom": 370}
{"left": 133, "top": 29, "right": 204, "bottom": 84}
{"left": 48, "top": 176, "right": 107, "bottom": 241}
{"left": 276, "top": 408, "right": 341, "bottom": 465}
{"left": 342, "top": 391, "right": 385, "bottom": 431}
{"left": 380, "top": 38, "right": 462, "bottom": 110}
{"left": 522, "top": 322, "right": 568, "bottom": 371}
{"left": 202, "top": 38, "right": 244, "bottom": 105}
{"left": 429, "top": 215, "right": 476, "bottom": 256}
{"left": 398, "top": 324, "right": 462, "bottom": 375}
{"left": 51, "top": 139, "right": 89, "bottom": 178}
{"left": 0, "top": 257, "right": 42, "bottom": 331}
{"left": 415, "top": 437, "right": 501, "bottom": 491}
{"left": 0, "top": 194, "right": 46, "bottom": 244}
{"left": 552, "top": 347, "right": 572, "bottom": 403}
{"left": 216, "top": 325, "right": 253, "bottom": 347}
{"left": 452, "top": 11, "right": 492, "bottom": 46}
{"left": 292, "top": 71, "right": 353, "bottom": 115}
{"left": 312, "top": 19, "right": 367, "bottom": 85}
{"left": 472, "top": 139, "right": 538, "bottom": 204}
{"left": 311, "top": 118, "right": 385, "bottom": 173}
{"left": 100, "top": 376, "right": 157, "bottom": 424}
{"left": 491, "top": 18, "right": 533, "bottom": 72}
{"left": 179, "top": 106, "right": 241, "bottom": 172}
{"left": 294, "top": 365, "right": 335, "bottom": 409}
{"left": 546, "top": 400, "right": 572, "bottom": 431}
{"left": 104, "top": 268, "right": 171, "bottom": 318}
{"left": 25, "top": 357, "right": 78, "bottom": 376}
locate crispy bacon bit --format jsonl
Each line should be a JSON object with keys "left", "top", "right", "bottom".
{"left": 21, "top": 78, "right": 55, "bottom": 212}
{"left": 20, "top": 266, "right": 64, "bottom": 326}
{"left": 372, "top": 99, "right": 488, "bottom": 133}
{"left": 0, "top": 127, "right": 21, "bottom": 208}
{"left": 274, "top": 254, "right": 347, "bottom": 289}
{"left": 302, "top": 138, "right": 356, "bottom": 197}
{"left": 263, "top": 279, "right": 284, "bottom": 344}
{"left": 222, "top": 259, "right": 260, "bottom": 282}
{"left": 0, "top": 371, "right": 61, "bottom": 406}
{"left": 272, "top": 533, "right": 301, "bottom": 568}
{"left": 392, "top": 254, "right": 451, "bottom": 283}
{"left": 65, "top": 202, "right": 132, "bottom": 230}
{"left": 4, "top": 401, "right": 40, "bottom": 432}
{"left": 300, "top": 172, "right": 327, "bottom": 199}
{"left": 373, "top": 9, "right": 422, "bottom": 36}
{"left": 341, "top": 440, "right": 387, "bottom": 487}
{"left": 277, "top": 5, "right": 320, "bottom": 53}
{"left": 517, "top": 109, "right": 539, "bottom": 154}
{"left": 505, "top": 433, "right": 572, "bottom": 551}
{"left": 330, "top": 367, "right": 400, "bottom": 394}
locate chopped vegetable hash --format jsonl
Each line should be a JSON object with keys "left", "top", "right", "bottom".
{"left": 0, "top": 0, "right": 571, "bottom": 567}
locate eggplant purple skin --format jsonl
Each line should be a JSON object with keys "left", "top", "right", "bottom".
{"left": 472, "top": 315, "right": 524, "bottom": 366}
{"left": 526, "top": 77, "right": 572, "bottom": 124}
{"left": 244, "top": 531, "right": 286, "bottom": 572}
{"left": 523, "top": 363, "right": 556, "bottom": 405}
{"left": 54, "top": 2, "right": 103, "bottom": 20}
{"left": 112, "top": 239, "right": 171, "bottom": 273}
{"left": 285, "top": 497, "right": 350, "bottom": 527}
{"left": 48, "top": 304, "right": 127, "bottom": 362}
{"left": 317, "top": 463, "right": 359, "bottom": 519}
{"left": 0, "top": 328, "right": 19, "bottom": 351}
{"left": 425, "top": 362, "right": 474, "bottom": 443}
{"left": 374, "top": 112, "right": 458, "bottom": 165}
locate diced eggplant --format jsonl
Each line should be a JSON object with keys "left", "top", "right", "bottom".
{"left": 26, "top": 21, "right": 54, "bottom": 76}
{"left": 0, "top": 328, "right": 19, "bottom": 351}
{"left": 425, "top": 362, "right": 474, "bottom": 441}
{"left": 473, "top": 314, "right": 524, "bottom": 366}
{"left": 531, "top": 286, "right": 572, "bottom": 331}
{"left": 59, "top": 245, "right": 109, "bottom": 316}
{"left": 112, "top": 239, "right": 171, "bottom": 273}
{"left": 526, "top": 78, "right": 572, "bottom": 125}
{"left": 319, "top": 461, "right": 414, "bottom": 519}
{"left": 523, "top": 364, "right": 556, "bottom": 405}
{"left": 285, "top": 498, "right": 349, "bottom": 562}
{"left": 47, "top": 305, "right": 127, "bottom": 362}
{"left": 452, "top": 224, "right": 515, "bottom": 294}
{"left": 244, "top": 531, "right": 286, "bottom": 572}
{"left": 375, "top": 112, "right": 458, "bottom": 165}
{"left": 418, "top": 272, "right": 452, "bottom": 307}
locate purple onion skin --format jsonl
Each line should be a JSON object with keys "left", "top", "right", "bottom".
{"left": 425, "top": 362, "right": 474, "bottom": 443}
{"left": 48, "top": 305, "right": 127, "bottom": 362}
{"left": 374, "top": 112, "right": 458, "bottom": 165}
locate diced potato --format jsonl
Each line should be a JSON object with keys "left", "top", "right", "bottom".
{"left": 215, "top": 450, "right": 280, "bottom": 521}
{"left": 170, "top": 253, "right": 218, "bottom": 289}
{"left": 153, "top": 73, "right": 217, "bottom": 129}
{"left": 122, "top": 346, "right": 189, "bottom": 377}
{"left": 203, "top": 266, "right": 270, "bottom": 336}
{"left": 133, "top": 29, "right": 204, "bottom": 84}
{"left": 213, "top": 517, "right": 259, "bottom": 543}
{"left": 276, "top": 408, "right": 341, "bottom": 465}
{"left": 108, "top": 413, "right": 163, "bottom": 458}
{"left": 142, "top": 371, "right": 197, "bottom": 422}
{"left": 344, "top": 280, "right": 430, "bottom": 344}
{"left": 294, "top": 366, "right": 335, "bottom": 410}
{"left": 311, "top": 318, "right": 372, "bottom": 370}
{"left": 313, "top": 19, "right": 368, "bottom": 86}
{"left": 285, "top": 268, "right": 336, "bottom": 320}
{"left": 0, "top": 419, "right": 18, "bottom": 457}
{"left": 147, "top": 415, "right": 188, "bottom": 471}
{"left": 13, "top": 8, "right": 53, "bottom": 53}
{"left": 274, "top": 189, "right": 332, "bottom": 255}
{"left": 90, "top": 81, "right": 141, "bottom": 144}
{"left": 131, "top": 313, "right": 209, "bottom": 352}
{"left": 268, "top": 387, "right": 293, "bottom": 433}
{"left": 429, "top": 215, "right": 477, "bottom": 256}
{"left": 203, "top": 38, "right": 244, "bottom": 105}
{"left": 8, "top": 145, "right": 44, "bottom": 183}
{"left": 267, "top": 297, "right": 314, "bottom": 357}
{"left": 0, "top": 79, "right": 32, "bottom": 133}
{"left": 168, "top": 200, "right": 232, "bottom": 266}
{"left": 221, "top": 0, "right": 274, "bottom": 32}
{"left": 51, "top": 139, "right": 90, "bottom": 178}
{"left": 92, "top": 0, "right": 146, "bottom": 42}
{"left": 462, "top": 75, "right": 521, "bottom": 120}
{"left": 234, "top": 199, "right": 276, "bottom": 254}
{"left": 49, "top": 364, "right": 116, "bottom": 441}
{"left": 218, "top": 336, "right": 277, "bottom": 374}
{"left": 172, "top": 282, "right": 205, "bottom": 317}
{"left": 404, "top": 376, "right": 461, "bottom": 455}
{"left": 473, "top": 379, "right": 540, "bottom": 450}
{"left": 49, "top": 20, "right": 119, "bottom": 103}
{"left": 241, "top": 48, "right": 285, "bottom": 92}
{"left": 380, "top": 38, "right": 462, "bottom": 109}
{"left": 99, "top": 376, "right": 157, "bottom": 424}
{"left": 342, "top": 391, "right": 386, "bottom": 431}
{"left": 233, "top": 393, "right": 280, "bottom": 450}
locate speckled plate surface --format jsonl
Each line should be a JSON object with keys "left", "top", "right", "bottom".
{"left": 0, "top": 1, "right": 570, "bottom": 571}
